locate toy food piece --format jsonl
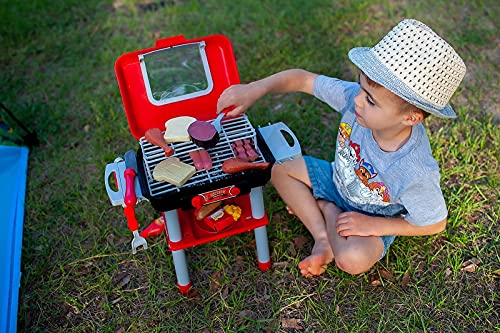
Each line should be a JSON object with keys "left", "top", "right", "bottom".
{"left": 231, "top": 139, "right": 259, "bottom": 161}
{"left": 203, "top": 204, "right": 242, "bottom": 232}
{"left": 153, "top": 157, "right": 196, "bottom": 187}
{"left": 163, "top": 116, "right": 196, "bottom": 143}
{"left": 222, "top": 157, "right": 270, "bottom": 174}
{"left": 188, "top": 120, "right": 219, "bottom": 148}
{"left": 189, "top": 149, "right": 212, "bottom": 170}
{"left": 198, "top": 149, "right": 212, "bottom": 170}
{"left": 223, "top": 204, "right": 242, "bottom": 221}
{"left": 140, "top": 216, "right": 166, "bottom": 238}
{"left": 189, "top": 150, "right": 204, "bottom": 170}
{"left": 145, "top": 128, "right": 174, "bottom": 156}
{"left": 195, "top": 201, "right": 222, "bottom": 220}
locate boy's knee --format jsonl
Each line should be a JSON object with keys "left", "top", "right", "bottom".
{"left": 270, "top": 161, "right": 290, "bottom": 183}
{"left": 335, "top": 248, "right": 373, "bottom": 275}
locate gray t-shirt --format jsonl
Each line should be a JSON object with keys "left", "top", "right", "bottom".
{"left": 313, "top": 75, "right": 447, "bottom": 226}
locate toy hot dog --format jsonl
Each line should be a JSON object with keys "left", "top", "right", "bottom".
{"left": 198, "top": 149, "right": 212, "bottom": 170}
{"left": 221, "top": 157, "right": 270, "bottom": 174}
{"left": 189, "top": 149, "right": 212, "bottom": 170}
{"left": 189, "top": 150, "right": 204, "bottom": 170}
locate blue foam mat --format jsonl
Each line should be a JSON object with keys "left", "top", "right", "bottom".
{"left": 0, "top": 145, "right": 29, "bottom": 333}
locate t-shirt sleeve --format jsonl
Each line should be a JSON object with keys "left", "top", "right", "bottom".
{"left": 313, "top": 75, "right": 360, "bottom": 116}
{"left": 399, "top": 172, "right": 448, "bottom": 226}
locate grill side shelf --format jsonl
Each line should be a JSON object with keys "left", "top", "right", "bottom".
{"left": 104, "top": 156, "right": 147, "bottom": 207}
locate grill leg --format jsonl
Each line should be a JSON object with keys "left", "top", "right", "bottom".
{"left": 164, "top": 210, "right": 182, "bottom": 242}
{"left": 254, "top": 226, "right": 271, "bottom": 271}
{"left": 250, "top": 187, "right": 271, "bottom": 271}
{"left": 172, "top": 249, "right": 192, "bottom": 295}
{"left": 249, "top": 186, "right": 265, "bottom": 219}
{"left": 164, "top": 210, "right": 192, "bottom": 294}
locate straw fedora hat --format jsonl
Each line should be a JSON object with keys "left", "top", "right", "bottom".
{"left": 348, "top": 19, "right": 466, "bottom": 118}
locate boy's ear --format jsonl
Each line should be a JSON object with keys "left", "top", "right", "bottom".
{"left": 402, "top": 110, "right": 424, "bottom": 125}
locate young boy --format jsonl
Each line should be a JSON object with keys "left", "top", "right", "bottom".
{"left": 216, "top": 19, "right": 466, "bottom": 277}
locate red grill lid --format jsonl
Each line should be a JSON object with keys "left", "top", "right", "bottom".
{"left": 115, "top": 34, "right": 240, "bottom": 139}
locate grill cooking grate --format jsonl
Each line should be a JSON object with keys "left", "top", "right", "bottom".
{"left": 139, "top": 115, "right": 266, "bottom": 197}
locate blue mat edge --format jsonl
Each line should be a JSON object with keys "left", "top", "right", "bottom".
{"left": 0, "top": 145, "right": 29, "bottom": 333}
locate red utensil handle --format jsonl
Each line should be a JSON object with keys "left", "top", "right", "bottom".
{"left": 124, "top": 205, "right": 139, "bottom": 232}
{"left": 124, "top": 168, "right": 137, "bottom": 207}
{"left": 124, "top": 168, "right": 139, "bottom": 231}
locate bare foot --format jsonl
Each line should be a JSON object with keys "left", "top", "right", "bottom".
{"left": 286, "top": 206, "right": 294, "bottom": 215}
{"left": 298, "top": 239, "right": 334, "bottom": 277}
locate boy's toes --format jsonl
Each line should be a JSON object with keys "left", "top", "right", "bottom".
{"left": 298, "top": 255, "right": 327, "bottom": 276}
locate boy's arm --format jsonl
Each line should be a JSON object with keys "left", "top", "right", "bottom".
{"left": 217, "top": 69, "right": 319, "bottom": 117}
{"left": 335, "top": 212, "right": 447, "bottom": 237}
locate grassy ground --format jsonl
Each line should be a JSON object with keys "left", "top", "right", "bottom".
{"left": 1, "top": 0, "right": 498, "bottom": 332}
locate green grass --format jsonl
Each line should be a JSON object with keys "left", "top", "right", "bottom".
{"left": 1, "top": 0, "right": 499, "bottom": 332}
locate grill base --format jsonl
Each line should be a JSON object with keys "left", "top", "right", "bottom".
{"left": 164, "top": 193, "right": 268, "bottom": 251}
{"left": 162, "top": 186, "right": 271, "bottom": 294}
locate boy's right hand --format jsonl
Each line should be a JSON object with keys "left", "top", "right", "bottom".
{"left": 216, "top": 83, "right": 262, "bottom": 117}
{"left": 217, "top": 69, "right": 317, "bottom": 117}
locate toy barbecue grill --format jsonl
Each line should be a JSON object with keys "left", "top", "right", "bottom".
{"left": 104, "top": 34, "right": 301, "bottom": 294}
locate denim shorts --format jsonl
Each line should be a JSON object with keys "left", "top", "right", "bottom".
{"left": 303, "top": 155, "right": 395, "bottom": 259}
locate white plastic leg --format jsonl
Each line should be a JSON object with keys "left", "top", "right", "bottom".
{"left": 164, "top": 209, "right": 191, "bottom": 293}
{"left": 164, "top": 209, "right": 181, "bottom": 242}
{"left": 250, "top": 186, "right": 265, "bottom": 219}
{"left": 172, "top": 249, "right": 191, "bottom": 288}
{"left": 254, "top": 226, "right": 270, "bottom": 263}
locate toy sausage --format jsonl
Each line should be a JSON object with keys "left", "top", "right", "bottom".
{"left": 189, "top": 150, "right": 204, "bottom": 170}
{"left": 221, "top": 157, "right": 270, "bottom": 174}
{"left": 198, "top": 149, "right": 212, "bottom": 170}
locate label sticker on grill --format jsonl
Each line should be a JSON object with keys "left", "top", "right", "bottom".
{"left": 191, "top": 186, "right": 240, "bottom": 208}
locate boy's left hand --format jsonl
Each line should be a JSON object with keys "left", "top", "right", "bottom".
{"left": 335, "top": 211, "right": 377, "bottom": 237}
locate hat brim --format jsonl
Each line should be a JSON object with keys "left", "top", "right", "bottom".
{"left": 348, "top": 47, "right": 457, "bottom": 118}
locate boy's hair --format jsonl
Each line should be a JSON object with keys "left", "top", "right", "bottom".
{"left": 363, "top": 73, "right": 431, "bottom": 119}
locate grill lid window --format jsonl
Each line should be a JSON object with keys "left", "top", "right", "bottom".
{"left": 139, "top": 42, "right": 214, "bottom": 106}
